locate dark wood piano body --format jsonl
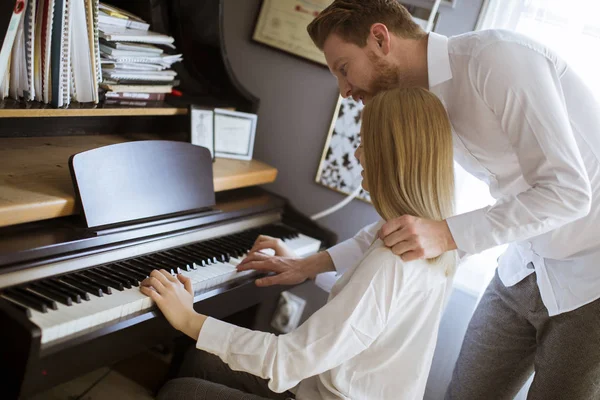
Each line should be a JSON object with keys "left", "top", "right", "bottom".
{"left": 0, "top": 1, "right": 336, "bottom": 398}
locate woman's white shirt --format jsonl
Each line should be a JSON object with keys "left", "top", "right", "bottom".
{"left": 196, "top": 240, "right": 456, "bottom": 400}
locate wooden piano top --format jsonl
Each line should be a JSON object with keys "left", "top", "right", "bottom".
{"left": 0, "top": 135, "right": 278, "bottom": 228}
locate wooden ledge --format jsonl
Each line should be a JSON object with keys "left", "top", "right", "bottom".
{"left": 0, "top": 136, "right": 277, "bottom": 228}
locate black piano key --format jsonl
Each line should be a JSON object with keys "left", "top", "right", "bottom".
{"left": 207, "top": 237, "right": 232, "bottom": 254}
{"left": 29, "top": 283, "right": 72, "bottom": 306}
{"left": 36, "top": 280, "right": 81, "bottom": 304}
{"left": 3, "top": 290, "right": 47, "bottom": 313}
{"left": 228, "top": 233, "right": 254, "bottom": 251}
{"left": 74, "top": 273, "right": 113, "bottom": 294}
{"left": 128, "top": 258, "right": 161, "bottom": 274}
{"left": 139, "top": 255, "right": 175, "bottom": 274}
{"left": 208, "top": 238, "right": 239, "bottom": 259}
{"left": 143, "top": 255, "right": 175, "bottom": 272}
{"left": 120, "top": 259, "right": 154, "bottom": 279}
{"left": 170, "top": 248, "right": 204, "bottom": 267}
{"left": 217, "top": 236, "right": 247, "bottom": 258}
{"left": 83, "top": 270, "right": 124, "bottom": 291}
{"left": 162, "top": 250, "right": 193, "bottom": 270}
{"left": 60, "top": 276, "right": 103, "bottom": 298}
{"left": 202, "top": 239, "right": 230, "bottom": 255}
{"left": 10, "top": 287, "right": 57, "bottom": 311}
{"left": 1, "top": 295, "right": 32, "bottom": 317}
{"left": 113, "top": 262, "right": 148, "bottom": 281}
{"left": 152, "top": 252, "right": 179, "bottom": 269}
{"left": 124, "top": 259, "right": 155, "bottom": 275}
{"left": 47, "top": 279, "right": 88, "bottom": 302}
{"left": 100, "top": 266, "right": 137, "bottom": 287}
{"left": 187, "top": 245, "right": 218, "bottom": 264}
{"left": 154, "top": 252, "right": 189, "bottom": 271}
{"left": 185, "top": 246, "right": 216, "bottom": 265}
{"left": 201, "top": 240, "right": 230, "bottom": 262}
{"left": 238, "top": 232, "right": 259, "bottom": 248}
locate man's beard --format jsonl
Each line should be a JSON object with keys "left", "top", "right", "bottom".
{"left": 364, "top": 51, "right": 418, "bottom": 97}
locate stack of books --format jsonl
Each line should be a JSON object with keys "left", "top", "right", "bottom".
{"left": 98, "top": 2, "right": 182, "bottom": 107}
{"left": 0, "top": 0, "right": 182, "bottom": 108}
{"left": 0, "top": 0, "right": 103, "bottom": 107}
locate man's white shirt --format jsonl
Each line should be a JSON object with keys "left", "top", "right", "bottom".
{"left": 327, "top": 29, "right": 600, "bottom": 316}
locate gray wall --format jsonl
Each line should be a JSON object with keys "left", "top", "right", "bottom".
{"left": 223, "top": 0, "right": 484, "bottom": 243}
{"left": 223, "top": 0, "right": 378, "bottom": 243}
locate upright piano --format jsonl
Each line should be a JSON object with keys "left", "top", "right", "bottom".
{"left": 0, "top": 1, "right": 335, "bottom": 398}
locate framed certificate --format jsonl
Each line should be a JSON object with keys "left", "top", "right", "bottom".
{"left": 252, "top": 0, "right": 334, "bottom": 66}
{"left": 190, "top": 106, "right": 215, "bottom": 160}
{"left": 214, "top": 109, "right": 258, "bottom": 161}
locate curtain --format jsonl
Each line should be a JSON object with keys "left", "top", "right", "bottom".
{"left": 476, "top": 0, "right": 600, "bottom": 101}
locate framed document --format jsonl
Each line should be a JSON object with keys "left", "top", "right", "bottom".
{"left": 214, "top": 109, "right": 258, "bottom": 161}
{"left": 190, "top": 106, "right": 215, "bottom": 160}
{"left": 252, "top": 0, "right": 334, "bottom": 66}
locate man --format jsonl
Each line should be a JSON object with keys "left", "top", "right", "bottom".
{"left": 238, "top": 1, "right": 600, "bottom": 399}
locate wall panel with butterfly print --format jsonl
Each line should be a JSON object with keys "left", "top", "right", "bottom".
{"left": 315, "top": 96, "right": 371, "bottom": 203}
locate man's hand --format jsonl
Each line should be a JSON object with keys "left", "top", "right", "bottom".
{"left": 237, "top": 248, "right": 335, "bottom": 287}
{"left": 379, "top": 215, "right": 457, "bottom": 261}
{"left": 140, "top": 269, "right": 205, "bottom": 338}
{"left": 249, "top": 235, "right": 296, "bottom": 257}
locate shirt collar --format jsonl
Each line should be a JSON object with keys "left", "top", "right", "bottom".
{"left": 427, "top": 32, "right": 453, "bottom": 89}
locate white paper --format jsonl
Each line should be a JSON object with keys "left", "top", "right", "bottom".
{"left": 214, "top": 114, "right": 253, "bottom": 156}
{"left": 190, "top": 108, "right": 214, "bottom": 157}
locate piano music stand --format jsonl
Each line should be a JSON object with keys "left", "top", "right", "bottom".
{"left": 69, "top": 140, "right": 216, "bottom": 229}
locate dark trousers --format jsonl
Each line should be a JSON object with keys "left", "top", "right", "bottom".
{"left": 446, "top": 270, "right": 600, "bottom": 400}
{"left": 157, "top": 348, "right": 295, "bottom": 400}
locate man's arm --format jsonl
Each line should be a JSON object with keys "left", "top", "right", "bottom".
{"left": 325, "top": 219, "right": 383, "bottom": 275}
{"left": 236, "top": 220, "right": 382, "bottom": 286}
{"left": 447, "top": 41, "right": 591, "bottom": 254}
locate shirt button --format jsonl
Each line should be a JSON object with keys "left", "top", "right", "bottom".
{"left": 527, "top": 262, "right": 535, "bottom": 270}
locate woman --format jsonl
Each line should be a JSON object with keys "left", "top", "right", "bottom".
{"left": 141, "top": 87, "right": 457, "bottom": 400}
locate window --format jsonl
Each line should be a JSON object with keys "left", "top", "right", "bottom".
{"left": 477, "top": 0, "right": 600, "bottom": 101}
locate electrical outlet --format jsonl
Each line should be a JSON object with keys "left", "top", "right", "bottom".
{"left": 271, "top": 291, "right": 306, "bottom": 333}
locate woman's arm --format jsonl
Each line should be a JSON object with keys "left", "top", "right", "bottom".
{"left": 141, "top": 248, "right": 400, "bottom": 393}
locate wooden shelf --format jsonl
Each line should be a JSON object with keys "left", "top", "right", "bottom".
{"left": 0, "top": 135, "right": 278, "bottom": 228}
{"left": 0, "top": 99, "right": 188, "bottom": 118}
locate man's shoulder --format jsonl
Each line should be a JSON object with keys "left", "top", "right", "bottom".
{"left": 448, "top": 29, "right": 550, "bottom": 60}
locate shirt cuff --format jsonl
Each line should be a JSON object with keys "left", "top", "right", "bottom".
{"left": 327, "top": 244, "right": 355, "bottom": 275}
{"left": 196, "top": 317, "right": 236, "bottom": 361}
{"left": 446, "top": 207, "right": 495, "bottom": 255}
{"left": 314, "top": 271, "right": 339, "bottom": 293}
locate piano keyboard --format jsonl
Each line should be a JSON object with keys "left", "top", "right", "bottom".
{"left": 0, "top": 224, "right": 321, "bottom": 345}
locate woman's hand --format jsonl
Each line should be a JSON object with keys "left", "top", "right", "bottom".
{"left": 249, "top": 235, "right": 297, "bottom": 257}
{"left": 140, "top": 269, "right": 206, "bottom": 339}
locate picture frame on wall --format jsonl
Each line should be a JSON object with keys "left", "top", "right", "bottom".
{"left": 252, "top": 0, "right": 334, "bottom": 66}
{"left": 315, "top": 96, "right": 371, "bottom": 203}
{"left": 189, "top": 106, "right": 215, "bottom": 160}
{"left": 214, "top": 108, "right": 258, "bottom": 161}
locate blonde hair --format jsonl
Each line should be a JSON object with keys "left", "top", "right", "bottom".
{"left": 361, "top": 88, "right": 455, "bottom": 262}
{"left": 307, "top": 0, "right": 426, "bottom": 50}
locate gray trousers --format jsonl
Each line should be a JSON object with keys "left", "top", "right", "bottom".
{"left": 446, "top": 269, "right": 600, "bottom": 400}
{"left": 157, "top": 348, "right": 295, "bottom": 400}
